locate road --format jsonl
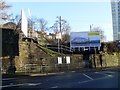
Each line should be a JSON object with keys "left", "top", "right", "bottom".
{"left": 1, "top": 68, "right": 120, "bottom": 90}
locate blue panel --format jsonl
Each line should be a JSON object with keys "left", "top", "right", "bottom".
{"left": 70, "top": 32, "right": 101, "bottom": 48}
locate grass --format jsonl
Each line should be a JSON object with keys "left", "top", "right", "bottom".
{"left": 36, "top": 44, "right": 65, "bottom": 56}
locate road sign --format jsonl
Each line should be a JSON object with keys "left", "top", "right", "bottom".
{"left": 56, "top": 32, "right": 62, "bottom": 39}
{"left": 58, "top": 57, "right": 62, "bottom": 64}
{"left": 66, "top": 56, "right": 70, "bottom": 64}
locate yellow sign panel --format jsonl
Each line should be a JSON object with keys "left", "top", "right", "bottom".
{"left": 88, "top": 32, "right": 100, "bottom": 36}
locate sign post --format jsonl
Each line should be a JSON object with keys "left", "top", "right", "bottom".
{"left": 57, "top": 57, "right": 62, "bottom": 71}
{"left": 66, "top": 56, "right": 70, "bottom": 70}
{"left": 56, "top": 32, "right": 62, "bottom": 53}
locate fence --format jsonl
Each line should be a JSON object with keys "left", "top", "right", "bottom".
{"left": 21, "top": 63, "right": 85, "bottom": 74}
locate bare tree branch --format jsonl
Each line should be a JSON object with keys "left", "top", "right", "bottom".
{"left": 92, "top": 27, "right": 106, "bottom": 42}
{"left": 38, "top": 18, "right": 48, "bottom": 32}
{"left": 0, "top": 0, "right": 11, "bottom": 22}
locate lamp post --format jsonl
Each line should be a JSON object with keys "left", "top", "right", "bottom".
{"left": 90, "top": 24, "right": 93, "bottom": 32}
{"left": 58, "top": 38, "right": 60, "bottom": 53}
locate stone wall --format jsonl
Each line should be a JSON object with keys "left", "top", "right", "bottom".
{"left": 2, "top": 37, "right": 119, "bottom": 73}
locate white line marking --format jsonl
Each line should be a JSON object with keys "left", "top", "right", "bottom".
{"left": 78, "top": 76, "right": 109, "bottom": 84}
{"left": 94, "top": 71, "right": 115, "bottom": 74}
{"left": 26, "top": 83, "right": 42, "bottom": 86}
{"left": 2, "top": 78, "right": 15, "bottom": 81}
{"left": 94, "top": 72, "right": 113, "bottom": 77}
{"left": 102, "top": 71, "right": 115, "bottom": 74}
{"left": 1, "top": 84, "right": 24, "bottom": 88}
{"left": 102, "top": 73, "right": 113, "bottom": 77}
{"left": 83, "top": 74, "right": 94, "bottom": 80}
{"left": 60, "top": 72, "right": 64, "bottom": 74}
{"left": 107, "top": 75, "right": 113, "bottom": 77}
{"left": 71, "top": 71, "right": 75, "bottom": 73}
{"left": 51, "top": 86, "right": 58, "bottom": 88}
{"left": 94, "top": 72, "right": 99, "bottom": 74}
{"left": 78, "top": 80, "right": 91, "bottom": 84}
{"left": 1, "top": 83, "right": 42, "bottom": 88}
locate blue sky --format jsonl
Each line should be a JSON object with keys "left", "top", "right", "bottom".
{"left": 7, "top": 1, "right": 113, "bottom": 41}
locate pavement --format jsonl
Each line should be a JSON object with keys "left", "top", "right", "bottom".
{"left": 1, "top": 67, "right": 120, "bottom": 90}
{"left": 2, "top": 66, "right": 119, "bottom": 77}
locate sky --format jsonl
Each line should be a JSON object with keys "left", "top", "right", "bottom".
{"left": 6, "top": 0, "right": 113, "bottom": 42}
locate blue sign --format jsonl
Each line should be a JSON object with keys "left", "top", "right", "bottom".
{"left": 70, "top": 32, "right": 101, "bottom": 47}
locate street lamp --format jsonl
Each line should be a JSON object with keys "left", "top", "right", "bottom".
{"left": 90, "top": 24, "right": 93, "bottom": 31}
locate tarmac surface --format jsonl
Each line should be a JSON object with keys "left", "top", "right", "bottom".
{"left": 1, "top": 67, "right": 120, "bottom": 90}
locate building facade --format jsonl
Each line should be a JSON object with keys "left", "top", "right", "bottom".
{"left": 111, "top": 0, "right": 120, "bottom": 41}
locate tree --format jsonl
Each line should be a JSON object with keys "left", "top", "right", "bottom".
{"left": 50, "top": 22, "right": 59, "bottom": 34}
{"left": 0, "top": 0, "right": 11, "bottom": 21}
{"left": 50, "top": 16, "right": 71, "bottom": 44}
{"left": 27, "top": 17, "right": 48, "bottom": 37}
{"left": 61, "top": 34, "right": 70, "bottom": 44}
{"left": 91, "top": 27, "right": 106, "bottom": 42}
{"left": 3, "top": 15, "right": 21, "bottom": 30}
{"left": 27, "top": 17, "right": 53, "bottom": 44}
{"left": 12, "top": 15, "right": 22, "bottom": 34}
{"left": 61, "top": 22, "right": 70, "bottom": 44}
{"left": 50, "top": 16, "right": 70, "bottom": 34}
{"left": 38, "top": 18, "right": 48, "bottom": 32}
{"left": 28, "top": 17, "right": 48, "bottom": 32}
